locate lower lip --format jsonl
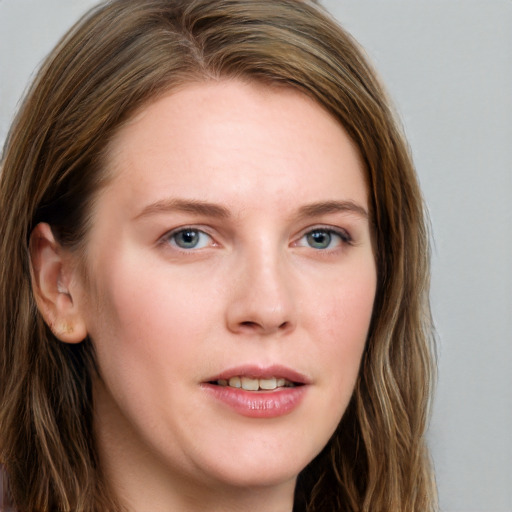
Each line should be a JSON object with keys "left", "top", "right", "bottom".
{"left": 202, "top": 384, "right": 307, "bottom": 418}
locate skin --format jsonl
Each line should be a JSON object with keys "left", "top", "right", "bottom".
{"left": 36, "top": 80, "right": 377, "bottom": 511}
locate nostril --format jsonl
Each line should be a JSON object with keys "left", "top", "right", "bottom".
{"left": 238, "top": 320, "right": 290, "bottom": 333}
{"left": 241, "top": 321, "right": 258, "bottom": 328}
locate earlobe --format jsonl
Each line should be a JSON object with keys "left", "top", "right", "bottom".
{"left": 29, "top": 223, "right": 88, "bottom": 343}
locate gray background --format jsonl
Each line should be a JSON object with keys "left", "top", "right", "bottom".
{"left": 1, "top": 1, "right": 511, "bottom": 511}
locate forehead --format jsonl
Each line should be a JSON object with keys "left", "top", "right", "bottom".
{"left": 100, "top": 79, "right": 367, "bottom": 215}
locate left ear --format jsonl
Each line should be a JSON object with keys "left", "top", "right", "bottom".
{"left": 29, "top": 223, "right": 88, "bottom": 343}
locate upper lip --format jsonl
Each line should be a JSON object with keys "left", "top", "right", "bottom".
{"left": 206, "top": 364, "right": 311, "bottom": 385}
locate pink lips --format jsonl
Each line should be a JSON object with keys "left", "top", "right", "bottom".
{"left": 202, "top": 364, "right": 309, "bottom": 419}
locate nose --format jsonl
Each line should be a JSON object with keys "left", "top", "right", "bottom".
{"left": 225, "top": 248, "right": 297, "bottom": 337}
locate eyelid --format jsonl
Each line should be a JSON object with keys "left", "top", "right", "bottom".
{"left": 157, "top": 224, "right": 353, "bottom": 252}
{"left": 294, "top": 225, "right": 352, "bottom": 244}
{"left": 159, "top": 225, "right": 217, "bottom": 250}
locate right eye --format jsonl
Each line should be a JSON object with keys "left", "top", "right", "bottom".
{"left": 165, "top": 228, "right": 212, "bottom": 250}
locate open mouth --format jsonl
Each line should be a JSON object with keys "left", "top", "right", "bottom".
{"left": 203, "top": 367, "right": 309, "bottom": 417}
{"left": 210, "top": 376, "right": 300, "bottom": 391}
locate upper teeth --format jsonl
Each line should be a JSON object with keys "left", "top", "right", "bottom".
{"left": 217, "top": 376, "right": 293, "bottom": 391}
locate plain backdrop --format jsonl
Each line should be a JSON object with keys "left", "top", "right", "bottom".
{"left": 1, "top": 1, "right": 511, "bottom": 511}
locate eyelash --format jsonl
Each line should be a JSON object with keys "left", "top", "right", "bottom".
{"left": 161, "top": 225, "right": 352, "bottom": 252}
{"left": 162, "top": 226, "right": 214, "bottom": 250}
{"left": 295, "top": 227, "right": 352, "bottom": 251}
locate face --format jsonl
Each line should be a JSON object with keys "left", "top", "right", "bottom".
{"left": 75, "top": 80, "right": 376, "bottom": 503}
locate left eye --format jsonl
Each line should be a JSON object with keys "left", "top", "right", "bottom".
{"left": 167, "top": 228, "right": 212, "bottom": 249}
{"left": 299, "top": 228, "right": 348, "bottom": 250}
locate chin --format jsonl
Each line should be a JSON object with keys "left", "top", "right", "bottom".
{"left": 193, "top": 443, "right": 318, "bottom": 491}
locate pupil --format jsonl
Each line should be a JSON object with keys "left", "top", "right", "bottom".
{"left": 178, "top": 230, "right": 199, "bottom": 248}
{"left": 308, "top": 230, "right": 330, "bottom": 249}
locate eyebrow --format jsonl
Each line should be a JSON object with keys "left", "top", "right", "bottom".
{"left": 134, "top": 198, "right": 230, "bottom": 220}
{"left": 297, "top": 200, "right": 368, "bottom": 219}
{"left": 134, "top": 198, "right": 368, "bottom": 221}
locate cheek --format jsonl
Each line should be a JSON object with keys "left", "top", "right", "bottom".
{"left": 307, "top": 254, "right": 376, "bottom": 336}
{"left": 311, "top": 265, "right": 376, "bottom": 401}
{"left": 85, "top": 257, "right": 222, "bottom": 382}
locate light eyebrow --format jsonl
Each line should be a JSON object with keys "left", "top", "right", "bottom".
{"left": 134, "top": 198, "right": 231, "bottom": 220}
{"left": 297, "top": 200, "right": 368, "bottom": 220}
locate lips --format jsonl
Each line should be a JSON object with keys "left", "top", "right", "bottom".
{"left": 202, "top": 365, "right": 309, "bottom": 418}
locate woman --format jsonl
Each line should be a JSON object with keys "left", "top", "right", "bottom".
{"left": 0, "top": 0, "right": 437, "bottom": 510}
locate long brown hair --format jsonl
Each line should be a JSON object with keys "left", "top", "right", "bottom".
{"left": 0, "top": 0, "right": 437, "bottom": 510}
